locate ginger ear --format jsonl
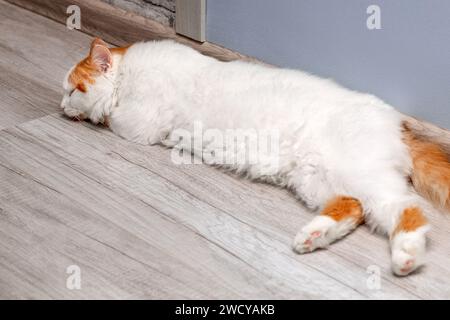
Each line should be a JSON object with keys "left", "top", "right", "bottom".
{"left": 89, "top": 38, "right": 112, "bottom": 72}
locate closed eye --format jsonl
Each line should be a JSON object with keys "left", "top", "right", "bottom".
{"left": 69, "top": 89, "right": 76, "bottom": 97}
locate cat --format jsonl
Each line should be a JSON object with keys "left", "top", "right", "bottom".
{"left": 61, "top": 38, "right": 450, "bottom": 276}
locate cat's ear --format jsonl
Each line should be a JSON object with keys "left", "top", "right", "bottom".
{"left": 89, "top": 38, "right": 112, "bottom": 72}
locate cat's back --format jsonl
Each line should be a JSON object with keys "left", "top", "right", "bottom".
{"left": 120, "top": 40, "right": 214, "bottom": 75}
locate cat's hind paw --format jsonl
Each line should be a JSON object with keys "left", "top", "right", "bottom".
{"left": 390, "top": 227, "right": 428, "bottom": 276}
{"left": 293, "top": 230, "right": 329, "bottom": 254}
{"left": 292, "top": 216, "right": 336, "bottom": 254}
{"left": 391, "top": 248, "right": 422, "bottom": 276}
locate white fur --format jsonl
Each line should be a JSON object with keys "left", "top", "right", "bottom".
{"left": 61, "top": 40, "right": 431, "bottom": 274}
{"left": 293, "top": 215, "right": 358, "bottom": 253}
{"left": 390, "top": 226, "right": 430, "bottom": 276}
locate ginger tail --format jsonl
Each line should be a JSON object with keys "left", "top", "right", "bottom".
{"left": 403, "top": 123, "right": 450, "bottom": 211}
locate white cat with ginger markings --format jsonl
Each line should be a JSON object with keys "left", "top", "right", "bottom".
{"left": 61, "top": 38, "right": 450, "bottom": 276}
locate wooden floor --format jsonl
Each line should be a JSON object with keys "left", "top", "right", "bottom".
{"left": 0, "top": 1, "right": 449, "bottom": 300}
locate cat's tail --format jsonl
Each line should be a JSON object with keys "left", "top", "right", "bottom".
{"left": 403, "top": 123, "right": 450, "bottom": 211}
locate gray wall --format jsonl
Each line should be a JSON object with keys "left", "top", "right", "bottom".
{"left": 207, "top": 0, "right": 450, "bottom": 129}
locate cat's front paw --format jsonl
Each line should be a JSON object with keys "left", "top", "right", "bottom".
{"left": 292, "top": 216, "right": 336, "bottom": 254}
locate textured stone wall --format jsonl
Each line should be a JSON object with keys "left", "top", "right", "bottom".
{"left": 101, "top": 0, "right": 175, "bottom": 27}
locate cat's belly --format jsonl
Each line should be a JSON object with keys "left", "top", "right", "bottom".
{"left": 165, "top": 125, "right": 332, "bottom": 206}
{"left": 166, "top": 125, "right": 284, "bottom": 178}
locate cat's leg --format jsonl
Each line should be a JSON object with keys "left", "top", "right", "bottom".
{"left": 389, "top": 205, "right": 429, "bottom": 276}
{"left": 293, "top": 196, "right": 364, "bottom": 254}
{"left": 363, "top": 192, "right": 430, "bottom": 276}
{"left": 367, "top": 201, "right": 430, "bottom": 276}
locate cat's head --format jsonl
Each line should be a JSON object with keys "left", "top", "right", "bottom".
{"left": 61, "top": 38, "right": 115, "bottom": 124}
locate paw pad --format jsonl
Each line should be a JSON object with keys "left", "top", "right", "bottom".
{"left": 293, "top": 230, "right": 329, "bottom": 254}
{"left": 400, "top": 259, "right": 415, "bottom": 274}
{"left": 311, "top": 231, "right": 322, "bottom": 238}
